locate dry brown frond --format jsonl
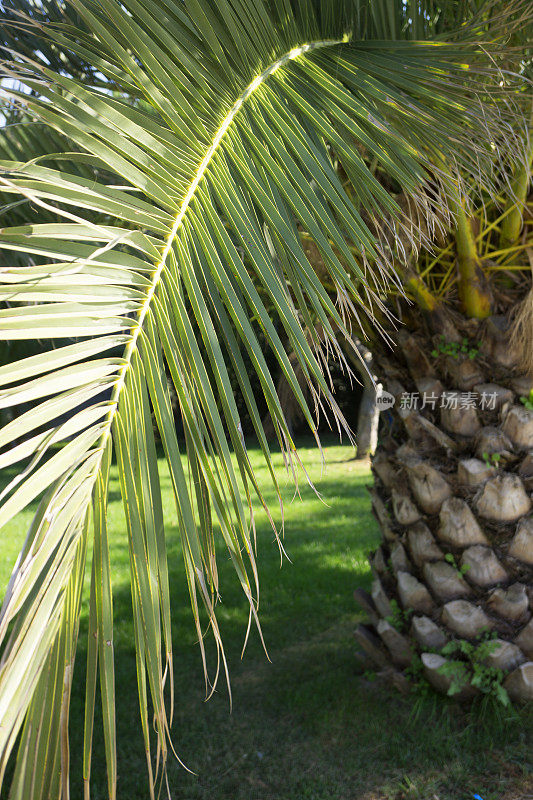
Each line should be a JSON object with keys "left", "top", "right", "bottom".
{"left": 509, "top": 264, "right": 533, "bottom": 374}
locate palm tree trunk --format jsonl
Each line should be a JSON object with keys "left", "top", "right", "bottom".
{"left": 356, "top": 385, "right": 380, "bottom": 459}
{"left": 355, "top": 304, "right": 533, "bottom": 702}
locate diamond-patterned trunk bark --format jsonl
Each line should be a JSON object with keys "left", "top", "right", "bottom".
{"left": 355, "top": 313, "right": 533, "bottom": 703}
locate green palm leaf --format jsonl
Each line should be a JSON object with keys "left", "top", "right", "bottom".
{"left": 0, "top": 1, "right": 525, "bottom": 796}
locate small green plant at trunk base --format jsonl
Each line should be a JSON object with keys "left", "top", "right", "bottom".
{"left": 431, "top": 336, "right": 481, "bottom": 361}
{"left": 445, "top": 552, "right": 471, "bottom": 577}
{"left": 405, "top": 653, "right": 434, "bottom": 700}
{"left": 481, "top": 451, "right": 501, "bottom": 469}
{"left": 438, "top": 634, "right": 510, "bottom": 706}
{"left": 519, "top": 390, "right": 533, "bottom": 411}
{"left": 386, "top": 599, "right": 414, "bottom": 632}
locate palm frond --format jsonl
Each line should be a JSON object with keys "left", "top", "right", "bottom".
{"left": 0, "top": 0, "right": 528, "bottom": 796}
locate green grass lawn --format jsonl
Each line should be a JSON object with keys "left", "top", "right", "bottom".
{"left": 1, "top": 438, "right": 532, "bottom": 800}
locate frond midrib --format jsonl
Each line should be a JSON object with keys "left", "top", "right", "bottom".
{"left": 96, "top": 34, "right": 348, "bottom": 455}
